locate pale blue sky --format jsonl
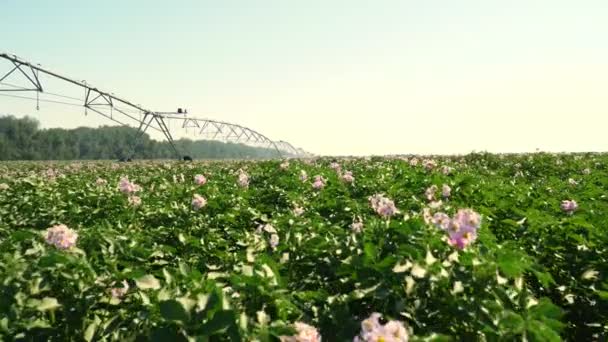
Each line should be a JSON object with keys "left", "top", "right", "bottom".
{"left": 2, "top": 0, "right": 608, "bottom": 155}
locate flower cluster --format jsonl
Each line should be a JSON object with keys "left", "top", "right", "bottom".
{"left": 280, "top": 322, "right": 321, "bottom": 342}
{"left": 194, "top": 174, "right": 207, "bottom": 185}
{"left": 45, "top": 224, "right": 78, "bottom": 250}
{"left": 256, "top": 224, "right": 280, "bottom": 250}
{"left": 293, "top": 206, "right": 305, "bottom": 216}
{"left": 0, "top": 183, "right": 9, "bottom": 191}
{"left": 422, "top": 159, "right": 437, "bottom": 170}
{"left": 192, "top": 194, "right": 207, "bottom": 211}
{"left": 280, "top": 160, "right": 290, "bottom": 170}
{"left": 441, "top": 165, "right": 453, "bottom": 175}
{"left": 425, "top": 185, "right": 438, "bottom": 201}
{"left": 353, "top": 313, "right": 409, "bottom": 342}
{"left": 312, "top": 175, "right": 326, "bottom": 190}
{"left": 330, "top": 162, "right": 341, "bottom": 172}
{"left": 560, "top": 200, "right": 578, "bottom": 214}
{"left": 95, "top": 178, "right": 107, "bottom": 186}
{"left": 369, "top": 194, "right": 399, "bottom": 218}
{"left": 238, "top": 170, "right": 250, "bottom": 188}
{"left": 341, "top": 171, "right": 355, "bottom": 183}
{"left": 442, "top": 184, "right": 451, "bottom": 198}
{"left": 409, "top": 158, "right": 418, "bottom": 166}
{"left": 44, "top": 168, "right": 59, "bottom": 181}
{"left": 432, "top": 208, "right": 481, "bottom": 249}
{"left": 351, "top": 218, "right": 364, "bottom": 233}
{"left": 118, "top": 177, "right": 141, "bottom": 194}
{"left": 128, "top": 195, "right": 142, "bottom": 207}
{"left": 269, "top": 233, "right": 280, "bottom": 250}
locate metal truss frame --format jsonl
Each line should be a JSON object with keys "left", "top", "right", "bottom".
{"left": 0, "top": 52, "right": 310, "bottom": 159}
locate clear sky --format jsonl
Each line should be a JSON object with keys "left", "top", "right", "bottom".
{"left": 2, "top": 0, "right": 608, "bottom": 156}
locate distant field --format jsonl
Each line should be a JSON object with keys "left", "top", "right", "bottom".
{"left": 0, "top": 155, "right": 606, "bottom": 341}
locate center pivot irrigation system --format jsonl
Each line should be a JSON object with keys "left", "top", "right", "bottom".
{"left": 0, "top": 52, "right": 312, "bottom": 160}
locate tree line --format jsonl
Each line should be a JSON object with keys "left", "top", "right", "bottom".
{"left": 0, "top": 115, "right": 280, "bottom": 160}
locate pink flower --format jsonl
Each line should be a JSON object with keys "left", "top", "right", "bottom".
{"left": 330, "top": 162, "right": 341, "bottom": 171}
{"left": 342, "top": 171, "right": 355, "bottom": 183}
{"left": 432, "top": 212, "right": 451, "bottom": 230}
{"left": 369, "top": 194, "right": 399, "bottom": 218}
{"left": 423, "top": 159, "right": 437, "bottom": 170}
{"left": 45, "top": 168, "right": 58, "bottom": 180}
{"left": 354, "top": 313, "right": 409, "bottom": 342}
{"left": 447, "top": 209, "right": 482, "bottom": 249}
{"left": 442, "top": 184, "right": 451, "bottom": 198}
{"left": 561, "top": 200, "right": 578, "bottom": 214}
{"left": 299, "top": 170, "right": 308, "bottom": 182}
{"left": 312, "top": 175, "right": 326, "bottom": 190}
{"left": 111, "top": 280, "right": 130, "bottom": 299}
{"left": 409, "top": 158, "right": 419, "bottom": 166}
{"left": 128, "top": 195, "right": 142, "bottom": 207}
{"left": 351, "top": 220, "right": 364, "bottom": 233}
{"left": 192, "top": 194, "right": 207, "bottom": 211}
{"left": 429, "top": 209, "right": 482, "bottom": 249}
{"left": 45, "top": 224, "right": 78, "bottom": 250}
{"left": 453, "top": 208, "right": 482, "bottom": 227}
{"left": 269, "top": 234, "right": 280, "bottom": 250}
{"left": 425, "top": 185, "right": 438, "bottom": 201}
{"left": 118, "top": 177, "right": 141, "bottom": 194}
{"left": 237, "top": 170, "right": 249, "bottom": 188}
{"left": 95, "top": 178, "right": 107, "bottom": 186}
{"left": 194, "top": 174, "right": 207, "bottom": 185}
{"left": 280, "top": 322, "right": 321, "bottom": 342}
{"left": 441, "top": 166, "right": 453, "bottom": 175}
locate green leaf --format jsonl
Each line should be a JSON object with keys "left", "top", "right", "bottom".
{"left": 135, "top": 274, "right": 161, "bottom": 290}
{"left": 202, "top": 288, "right": 223, "bottom": 317}
{"left": 531, "top": 269, "right": 555, "bottom": 288}
{"left": 36, "top": 297, "right": 61, "bottom": 312}
{"left": 199, "top": 310, "right": 239, "bottom": 339}
{"left": 150, "top": 327, "right": 188, "bottom": 342}
{"left": 526, "top": 320, "right": 562, "bottom": 342}
{"left": 24, "top": 319, "right": 52, "bottom": 329}
{"left": 0, "top": 317, "right": 8, "bottom": 332}
{"left": 160, "top": 299, "right": 191, "bottom": 323}
{"left": 499, "top": 311, "right": 524, "bottom": 333}
{"left": 496, "top": 248, "right": 530, "bottom": 278}
{"left": 84, "top": 318, "right": 100, "bottom": 342}
{"left": 529, "top": 298, "right": 563, "bottom": 321}
{"left": 163, "top": 268, "right": 173, "bottom": 285}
